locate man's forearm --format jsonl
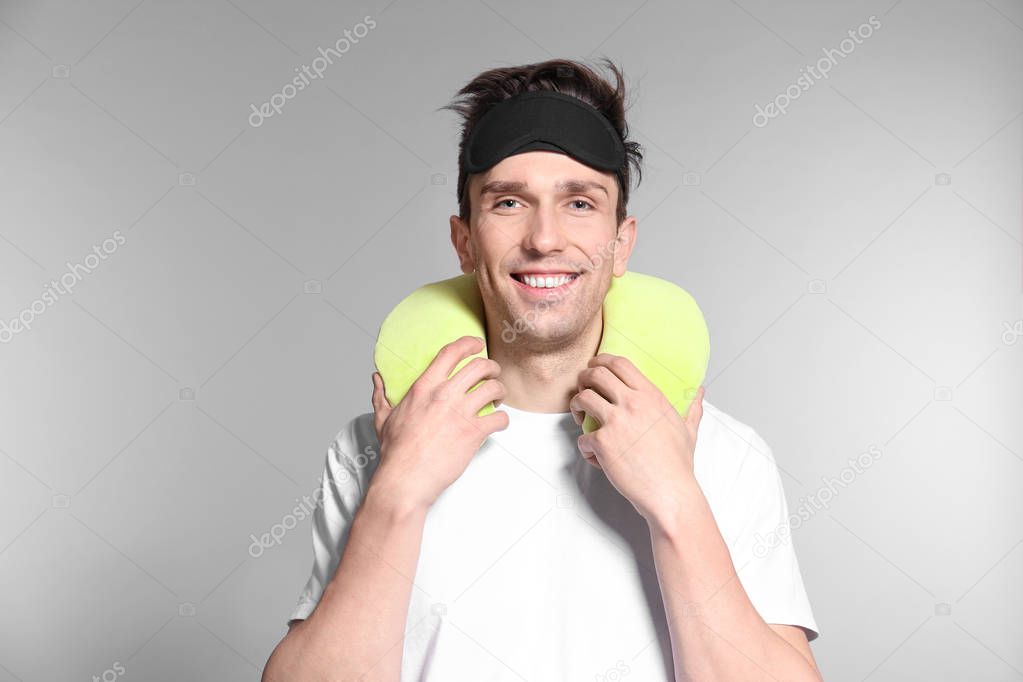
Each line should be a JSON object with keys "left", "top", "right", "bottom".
{"left": 263, "top": 481, "right": 427, "bottom": 682}
{"left": 647, "top": 476, "right": 821, "bottom": 681}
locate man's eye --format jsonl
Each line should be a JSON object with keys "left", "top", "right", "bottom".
{"left": 493, "top": 198, "right": 594, "bottom": 210}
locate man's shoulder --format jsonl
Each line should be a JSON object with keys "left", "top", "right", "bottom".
{"left": 695, "top": 399, "right": 778, "bottom": 488}
{"left": 333, "top": 411, "right": 378, "bottom": 448}
{"left": 324, "top": 411, "right": 381, "bottom": 490}
{"left": 698, "top": 399, "right": 758, "bottom": 455}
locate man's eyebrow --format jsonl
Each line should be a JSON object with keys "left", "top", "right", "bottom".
{"left": 479, "top": 180, "right": 527, "bottom": 197}
{"left": 478, "top": 179, "right": 609, "bottom": 197}
{"left": 556, "top": 179, "right": 608, "bottom": 197}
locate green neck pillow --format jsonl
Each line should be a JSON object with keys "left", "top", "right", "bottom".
{"left": 374, "top": 271, "right": 710, "bottom": 434}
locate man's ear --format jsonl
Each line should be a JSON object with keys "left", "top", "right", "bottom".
{"left": 612, "top": 215, "right": 637, "bottom": 277}
{"left": 450, "top": 214, "right": 475, "bottom": 274}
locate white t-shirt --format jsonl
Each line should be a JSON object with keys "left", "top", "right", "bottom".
{"left": 290, "top": 399, "right": 819, "bottom": 680}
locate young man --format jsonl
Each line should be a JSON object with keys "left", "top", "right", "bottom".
{"left": 262, "top": 58, "right": 821, "bottom": 681}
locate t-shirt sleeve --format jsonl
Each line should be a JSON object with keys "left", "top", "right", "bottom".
{"left": 726, "top": 428, "right": 820, "bottom": 643}
{"left": 288, "top": 414, "right": 375, "bottom": 624}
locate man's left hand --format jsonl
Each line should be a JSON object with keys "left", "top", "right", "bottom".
{"left": 571, "top": 353, "right": 705, "bottom": 524}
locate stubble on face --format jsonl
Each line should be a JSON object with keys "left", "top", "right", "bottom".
{"left": 462, "top": 152, "right": 627, "bottom": 365}
{"left": 473, "top": 230, "right": 623, "bottom": 366}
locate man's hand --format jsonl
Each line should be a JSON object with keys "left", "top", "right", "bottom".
{"left": 370, "top": 335, "right": 509, "bottom": 512}
{"left": 570, "top": 353, "right": 705, "bottom": 526}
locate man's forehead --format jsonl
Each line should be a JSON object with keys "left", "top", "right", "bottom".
{"left": 471, "top": 152, "right": 616, "bottom": 196}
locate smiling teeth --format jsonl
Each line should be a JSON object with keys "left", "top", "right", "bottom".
{"left": 520, "top": 274, "right": 577, "bottom": 288}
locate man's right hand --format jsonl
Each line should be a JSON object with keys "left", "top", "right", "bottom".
{"left": 368, "top": 335, "right": 509, "bottom": 512}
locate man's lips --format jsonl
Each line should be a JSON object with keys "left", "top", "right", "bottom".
{"left": 509, "top": 271, "right": 582, "bottom": 297}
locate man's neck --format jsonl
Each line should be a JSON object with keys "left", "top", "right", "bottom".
{"left": 485, "top": 315, "right": 603, "bottom": 414}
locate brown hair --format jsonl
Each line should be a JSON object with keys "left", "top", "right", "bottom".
{"left": 440, "top": 57, "right": 644, "bottom": 227}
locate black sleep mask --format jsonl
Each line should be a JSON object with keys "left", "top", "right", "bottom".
{"left": 458, "top": 90, "right": 627, "bottom": 203}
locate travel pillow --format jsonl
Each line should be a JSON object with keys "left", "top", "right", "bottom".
{"left": 374, "top": 271, "right": 710, "bottom": 434}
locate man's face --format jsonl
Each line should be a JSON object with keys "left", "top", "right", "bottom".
{"left": 450, "top": 150, "right": 637, "bottom": 348}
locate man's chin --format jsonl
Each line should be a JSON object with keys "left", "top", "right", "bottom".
{"left": 496, "top": 314, "right": 580, "bottom": 346}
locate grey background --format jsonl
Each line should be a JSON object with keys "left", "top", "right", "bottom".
{"left": 1, "top": 0, "right": 1021, "bottom": 679}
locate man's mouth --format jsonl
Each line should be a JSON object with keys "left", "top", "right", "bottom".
{"left": 509, "top": 271, "right": 582, "bottom": 289}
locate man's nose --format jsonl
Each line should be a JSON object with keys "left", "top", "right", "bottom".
{"left": 522, "top": 204, "right": 567, "bottom": 253}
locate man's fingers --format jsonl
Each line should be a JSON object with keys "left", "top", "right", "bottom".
{"left": 588, "top": 353, "right": 648, "bottom": 391}
{"left": 425, "top": 335, "right": 485, "bottom": 384}
{"left": 570, "top": 388, "right": 611, "bottom": 427}
{"left": 577, "top": 432, "right": 603, "bottom": 470}
{"left": 577, "top": 365, "right": 626, "bottom": 404}
{"left": 372, "top": 372, "right": 391, "bottom": 440}
{"left": 372, "top": 372, "right": 391, "bottom": 409}
{"left": 684, "top": 386, "right": 704, "bottom": 431}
